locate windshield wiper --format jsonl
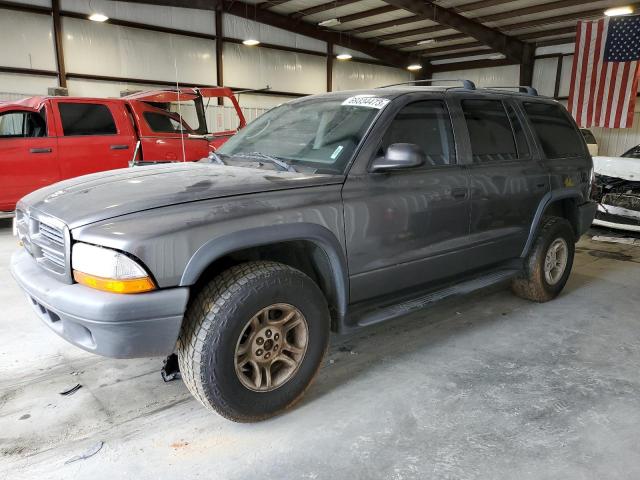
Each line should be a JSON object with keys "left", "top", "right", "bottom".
{"left": 233, "top": 152, "right": 297, "bottom": 172}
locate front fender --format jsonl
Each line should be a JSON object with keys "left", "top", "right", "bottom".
{"left": 180, "top": 223, "right": 349, "bottom": 319}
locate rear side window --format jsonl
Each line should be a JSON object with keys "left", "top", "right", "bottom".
{"left": 58, "top": 103, "right": 117, "bottom": 136}
{"left": 524, "top": 102, "right": 584, "bottom": 159}
{"left": 462, "top": 99, "right": 518, "bottom": 162}
{"left": 382, "top": 100, "right": 455, "bottom": 166}
{"left": 0, "top": 112, "right": 25, "bottom": 137}
{"left": 0, "top": 111, "right": 46, "bottom": 138}
{"left": 143, "top": 112, "right": 189, "bottom": 134}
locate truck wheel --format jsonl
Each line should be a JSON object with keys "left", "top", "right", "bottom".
{"left": 177, "top": 261, "right": 330, "bottom": 422}
{"left": 511, "top": 216, "right": 575, "bottom": 302}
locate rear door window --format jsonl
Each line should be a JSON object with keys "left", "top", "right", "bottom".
{"left": 58, "top": 103, "right": 117, "bottom": 136}
{"left": 382, "top": 100, "right": 456, "bottom": 166}
{"left": 524, "top": 102, "right": 584, "bottom": 159}
{"left": 0, "top": 111, "right": 46, "bottom": 138}
{"left": 0, "top": 112, "right": 26, "bottom": 137}
{"left": 461, "top": 99, "right": 518, "bottom": 162}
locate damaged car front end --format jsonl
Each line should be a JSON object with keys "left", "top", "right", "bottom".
{"left": 592, "top": 155, "right": 640, "bottom": 232}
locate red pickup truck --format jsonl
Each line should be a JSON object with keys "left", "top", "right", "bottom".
{"left": 0, "top": 87, "right": 246, "bottom": 214}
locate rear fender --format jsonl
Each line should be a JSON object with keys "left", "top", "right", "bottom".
{"left": 522, "top": 188, "right": 585, "bottom": 257}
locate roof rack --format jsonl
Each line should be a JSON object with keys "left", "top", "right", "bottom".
{"left": 377, "top": 79, "right": 476, "bottom": 90}
{"left": 481, "top": 86, "right": 538, "bottom": 96}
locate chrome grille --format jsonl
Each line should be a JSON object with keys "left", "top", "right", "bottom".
{"left": 40, "top": 222, "right": 65, "bottom": 245}
{"left": 15, "top": 209, "right": 71, "bottom": 282}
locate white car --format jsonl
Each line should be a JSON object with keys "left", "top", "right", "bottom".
{"left": 592, "top": 149, "right": 640, "bottom": 232}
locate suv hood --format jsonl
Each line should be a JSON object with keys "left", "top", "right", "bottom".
{"left": 19, "top": 163, "right": 343, "bottom": 229}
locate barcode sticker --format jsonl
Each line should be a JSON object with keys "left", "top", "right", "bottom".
{"left": 331, "top": 145, "right": 344, "bottom": 159}
{"left": 342, "top": 95, "right": 390, "bottom": 109}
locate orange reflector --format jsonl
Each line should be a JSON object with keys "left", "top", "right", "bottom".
{"left": 73, "top": 271, "right": 155, "bottom": 294}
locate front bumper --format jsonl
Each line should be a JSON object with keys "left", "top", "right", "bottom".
{"left": 10, "top": 249, "right": 189, "bottom": 358}
{"left": 593, "top": 204, "right": 640, "bottom": 232}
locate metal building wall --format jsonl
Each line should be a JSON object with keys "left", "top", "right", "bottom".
{"left": 0, "top": 0, "right": 412, "bottom": 121}
{"left": 432, "top": 65, "right": 520, "bottom": 88}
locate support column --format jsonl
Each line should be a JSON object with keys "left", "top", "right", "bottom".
{"left": 326, "top": 42, "right": 333, "bottom": 92}
{"left": 519, "top": 43, "right": 535, "bottom": 87}
{"left": 414, "top": 60, "right": 432, "bottom": 83}
{"left": 215, "top": 7, "right": 224, "bottom": 105}
{"left": 553, "top": 54, "right": 563, "bottom": 99}
{"left": 52, "top": 0, "right": 67, "bottom": 88}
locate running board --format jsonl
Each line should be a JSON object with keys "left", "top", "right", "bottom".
{"left": 353, "top": 269, "right": 520, "bottom": 328}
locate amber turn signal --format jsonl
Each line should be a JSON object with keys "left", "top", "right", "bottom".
{"left": 73, "top": 271, "right": 156, "bottom": 294}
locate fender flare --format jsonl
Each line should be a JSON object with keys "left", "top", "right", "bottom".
{"left": 180, "top": 223, "right": 349, "bottom": 318}
{"left": 521, "top": 187, "right": 585, "bottom": 257}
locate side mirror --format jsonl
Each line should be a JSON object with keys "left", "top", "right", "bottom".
{"left": 370, "top": 143, "right": 425, "bottom": 172}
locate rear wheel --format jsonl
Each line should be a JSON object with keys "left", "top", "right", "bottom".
{"left": 511, "top": 216, "right": 575, "bottom": 302}
{"left": 177, "top": 261, "right": 330, "bottom": 422}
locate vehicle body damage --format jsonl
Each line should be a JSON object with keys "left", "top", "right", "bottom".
{"left": 0, "top": 87, "right": 246, "bottom": 212}
{"left": 592, "top": 155, "right": 640, "bottom": 232}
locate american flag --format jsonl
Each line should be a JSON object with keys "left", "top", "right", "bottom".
{"left": 568, "top": 15, "right": 640, "bottom": 129}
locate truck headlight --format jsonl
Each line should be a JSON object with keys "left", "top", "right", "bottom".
{"left": 72, "top": 243, "right": 155, "bottom": 294}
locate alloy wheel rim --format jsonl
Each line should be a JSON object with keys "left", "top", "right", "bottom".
{"left": 544, "top": 238, "right": 568, "bottom": 285}
{"left": 234, "top": 303, "right": 309, "bottom": 392}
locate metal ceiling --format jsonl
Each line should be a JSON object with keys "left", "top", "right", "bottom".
{"left": 120, "top": 0, "right": 636, "bottom": 72}
{"left": 256, "top": 0, "right": 635, "bottom": 59}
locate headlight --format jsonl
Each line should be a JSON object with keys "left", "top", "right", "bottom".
{"left": 72, "top": 243, "right": 155, "bottom": 294}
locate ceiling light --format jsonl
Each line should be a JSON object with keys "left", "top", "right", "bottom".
{"left": 407, "top": 64, "right": 422, "bottom": 71}
{"left": 417, "top": 39, "right": 435, "bottom": 45}
{"left": 604, "top": 6, "right": 633, "bottom": 16}
{"left": 336, "top": 53, "right": 352, "bottom": 60}
{"left": 319, "top": 18, "right": 341, "bottom": 27}
{"left": 88, "top": 13, "right": 109, "bottom": 22}
{"left": 242, "top": 39, "right": 260, "bottom": 46}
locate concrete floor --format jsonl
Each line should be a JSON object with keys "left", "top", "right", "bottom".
{"left": 1, "top": 219, "right": 640, "bottom": 480}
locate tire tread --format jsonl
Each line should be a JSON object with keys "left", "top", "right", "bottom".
{"left": 511, "top": 216, "right": 574, "bottom": 302}
{"left": 177, "top": 261, "right": 326, "bottom": 421}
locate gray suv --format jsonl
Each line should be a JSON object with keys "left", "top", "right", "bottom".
{"left": 11, "top": 82, "right": 597, "bottom": 422}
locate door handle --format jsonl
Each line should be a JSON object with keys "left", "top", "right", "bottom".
{"left": 29, "top": 147, "right": 52, "bottom": 154}
{"left": 451, "top": 187, "right": 468, "bottom": 199}
{"left": 535, "top": 182, "right": 547, "bottom": 189}
{"left": 110, "top": 144, "right": 130, "bottom": 150}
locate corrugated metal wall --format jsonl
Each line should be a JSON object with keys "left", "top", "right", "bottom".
{"left": 0, "top": 0, "right": 410, "bottom": 120}
{"left": 432, "top": 65, "right": 520, "bottom": 88}
{"left": 591, "top": 112, "right": 640, "bottom": 157}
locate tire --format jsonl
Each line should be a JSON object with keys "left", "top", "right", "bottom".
{"left": 177, "top": 261, "right": 330, "bottom": 422}
{"left": 511, "top": 216, "right": 575, "bottom": 303}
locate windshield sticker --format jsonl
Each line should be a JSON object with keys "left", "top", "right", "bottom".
{"left": 342, "top": 95, "right": 390, "bottom": 109}
{"left": 331, "top": 145, "right": 344, "bottom": 160}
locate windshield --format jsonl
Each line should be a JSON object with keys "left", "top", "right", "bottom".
{"left": 217, "top": 94, "right": 388, "bottom": 174}
{"left": 622, "top": 145, "right": 640, "bottom": 159}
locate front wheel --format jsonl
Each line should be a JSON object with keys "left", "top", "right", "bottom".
{"left": 511, "top": 216, "right": 575, "bottom": 302}
{"left": 177, "top": 261, "right": 330, "bottom": 422}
